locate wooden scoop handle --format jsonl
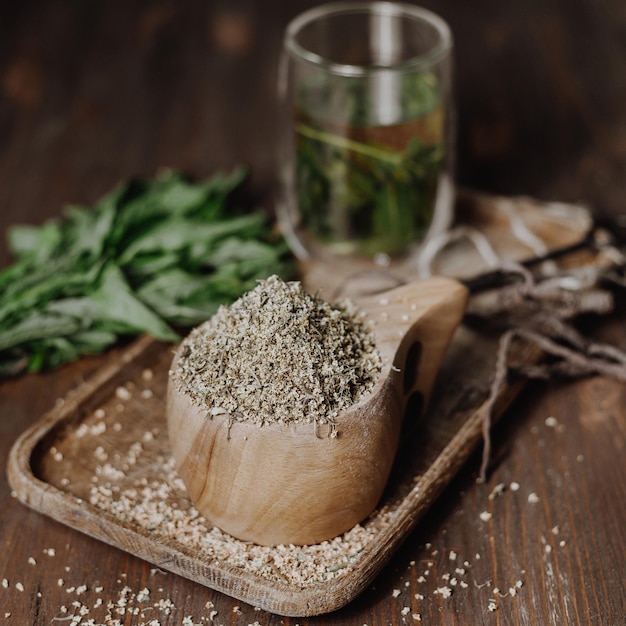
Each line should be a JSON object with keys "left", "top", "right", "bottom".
{"left": 357, "top": 276, "right": 469, "bottom": 412}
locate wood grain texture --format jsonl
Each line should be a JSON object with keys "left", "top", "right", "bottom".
{"left": 1, "top": 0, "right": 625, "bottom": 624}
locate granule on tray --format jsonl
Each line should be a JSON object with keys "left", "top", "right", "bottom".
{"left": 88, "top": 448, "right": 392, "bottom": 587}
{"left": 115, "top": 386, "right": 132, "bottom": 401}
{"left": 136, "top": 588, "right": 150, "bottom": 602}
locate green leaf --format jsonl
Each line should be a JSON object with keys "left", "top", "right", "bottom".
{"left": 64, "top": 200, "right": 117, "bottom": 260}
{"left": 0, "top": 310, "right": 83, "bottom": 351}
{"left": 118, "top": 213, "right": 266, "bottom": 266}
{"left": 0, "top": 257, "right": 102, "bottom": 327}
{"left": 152, "top": 169, "right": 235, "bottom": 218}
{"left": 89, "top": 263, "right": 179, "bottom": 342}
{"left": 8, "top": 220, "right": 63, "bottom": 262}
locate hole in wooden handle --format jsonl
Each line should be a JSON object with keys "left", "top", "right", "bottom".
{"left": 404, "top": 390, "right": 424, "bottom": 425}
{"left": 403, "top": 341, "right": 423, "bottom": 394}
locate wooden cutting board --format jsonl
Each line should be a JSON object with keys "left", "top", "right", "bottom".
{"left": 6, "top": 191, "right": 593, "bottom": 616}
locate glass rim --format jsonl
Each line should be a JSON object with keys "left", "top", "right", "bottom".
{"left": 284, "top": 1, "right": 453, "bottom": 77}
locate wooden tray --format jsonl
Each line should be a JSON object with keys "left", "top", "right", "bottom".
{"left": 6, "top": 192, "right": 593, "bottom": 617}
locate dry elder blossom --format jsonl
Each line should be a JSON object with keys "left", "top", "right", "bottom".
{"left": 173, "top": 275, "right": 381, "bottom": 428}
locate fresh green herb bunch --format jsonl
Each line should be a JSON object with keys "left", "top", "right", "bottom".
{"left": 295, "top": 72, "right": 444, "bottom": 257}
{"left": 0, "top": 168, "right": 294, "bottom": 376}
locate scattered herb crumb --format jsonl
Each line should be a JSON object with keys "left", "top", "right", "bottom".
{"left": 434, "top": 586, "right": 452, "bottom": 598}
{"left": 488, "top": 483, "right": 506, "bottom": 500}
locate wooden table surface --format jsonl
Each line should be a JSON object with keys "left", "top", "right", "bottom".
{"left": 1, "top": 1, "right": 625, "bottom": 624}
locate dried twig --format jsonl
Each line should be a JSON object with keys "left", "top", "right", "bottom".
{"left": 471, "top": 261, "right": 626, "bottom": 483}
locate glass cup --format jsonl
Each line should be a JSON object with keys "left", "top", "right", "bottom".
{"left": 277, "top": 1, "right": 454, "bottom": 265}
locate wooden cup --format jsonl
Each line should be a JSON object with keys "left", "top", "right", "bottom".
{"left": 167, "top": 277, "right": 468, "bottom": 546}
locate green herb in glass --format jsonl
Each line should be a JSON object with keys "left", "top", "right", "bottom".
{"left": 295, "top": 72, "right": 444, "bottom": 258}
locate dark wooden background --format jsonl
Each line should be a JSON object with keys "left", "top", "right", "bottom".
{"left": 1, "top": 1, "right": 625, "bottom": 624}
